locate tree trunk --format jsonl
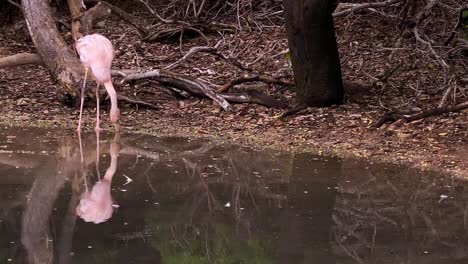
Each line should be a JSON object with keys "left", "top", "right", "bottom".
{"left": 284, "top": 0, "right": 344, "bottom": 106}
{"left": 22, "top": 0, "right": 84, "bottom": 102}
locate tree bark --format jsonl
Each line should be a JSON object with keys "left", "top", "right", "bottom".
{"left": 284, "top": 0, "right": 344, "bottom": 106}
{"left": 22, "top": 0, "right": 84, "bottom": 101}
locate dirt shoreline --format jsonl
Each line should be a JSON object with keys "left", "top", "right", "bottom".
{"left": 0, "top": 102, "right": 466, "bottom": 179}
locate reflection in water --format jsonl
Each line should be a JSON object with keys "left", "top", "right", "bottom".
{"left": 0, "top": 127, "right": 467, "bottom": 263}
{"left": 76, "top": 132, "right": 119, "bottom": 224}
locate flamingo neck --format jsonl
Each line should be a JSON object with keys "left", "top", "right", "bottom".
{"left": 103, "top": 81, "right": 118, "bottom": 111}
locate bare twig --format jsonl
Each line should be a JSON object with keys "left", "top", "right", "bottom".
{"left": 413, "top": 27, "right": 449, "bottom": 69}
{"left": 100, "top": 1, "right": 149, "bottom": 36}
{"left": 116, "top": 94, "right": 159, "bottom": 109}
{"left": 165, "top": 45, "right": 251, "bottom": 71}
{"left": 217, "top": 75, "right": 294, "bottom": 93}
{"left": 6, "top": 0, "right": 21, "bottom": 9}
{"left": 333, "top": 0, "right": 403, "bottom": 18}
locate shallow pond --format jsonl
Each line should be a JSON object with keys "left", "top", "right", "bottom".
{"left": 0, "top": 127, "right": 467, "bottom": 264}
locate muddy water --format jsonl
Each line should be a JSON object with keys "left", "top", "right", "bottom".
{"left": 0, "top": 127, "right": 467, "bottom": 264}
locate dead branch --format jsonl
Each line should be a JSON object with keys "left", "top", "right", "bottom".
{"left": 439, "top": 86, "right": 453, "bottom": 107}
{"left": 444, "top": 7, "right": 468, "bottom": 46}
{"left": 165, "top": 44, "right": 251, "bottom": 71}
{"left": 116, "top": 94, "right": 159, "bottom": 109}
{"left": 220, "top": 91, "right": 288, "bottom": 109}
{"left": 404, "top": 101, "right": 468, "bottom": 122}
{"left": 137, "top": 0, "right": 235, "bottom": 43}
{"left": 78, "top": 1, "right": 112, "bottom": 35}
{"left": 271, "top": 48, "right": 289, "bottom": 59}
{"left": 136, "top": 0, "right": 181, "bottom": 25}
{"left": 413, "top": 27, "right": 449, "bottom": 70}
{"left": 374, "top": 101, "right": 468, "bottom": 128}
{"left": 6, "top": 0, "right": 21, "bottom": 9}
{"left": 217, "top": 75, "right": 294, "bottom": 93}
{"left": 118, "top": 69, "right": 287, "bottom": 109}
{"left": 333, "top": 0, "right": 403, "bottom": 18}
{"left": 121, "top": 69, "right": 232, "bottom": 111}
{"left": 0, "top": 53, "right": 42, "bottom": 68}
{"left": 100, "top": 1, "right": 149, "bottom": 36}
{"left": 278, "top": 103, "right": 308, "bottom": 118}
{"left": 77, "top": 1, "right": 148, "bottom": 37}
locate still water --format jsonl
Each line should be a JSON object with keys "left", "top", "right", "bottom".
{"left": 0, "top": 127, "right": 467, "bottom": 264}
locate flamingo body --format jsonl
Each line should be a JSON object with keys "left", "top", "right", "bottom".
{"left": 75, "top": 34, "right": 120, "bottom": 131}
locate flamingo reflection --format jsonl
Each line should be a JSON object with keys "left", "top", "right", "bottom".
{"left": 76, "top": 132, "right": 120, "bottom": 224}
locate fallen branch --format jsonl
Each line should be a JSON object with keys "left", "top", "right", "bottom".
{"left": 374, "top": 101, "right": 468, "bottom": 128}
{"left": 217, "top": 75, "right": 294, "bottom": 93}
{"left": 413, "top": 27, "right": 449, "bottom": 69}
{"left": 100, "top": 1, "right": 149, "bottom": 36}
{"left": 136, "top": 0, "right": 182, "bottom": 25}
{"left": 404, "top": 101, "right": 468, "bottom": 122}
{"left": 271, "top": 48, "right": 289, "bottom": 59}
{"left": 0, "top": 53, "right": 42, "bottom": 68}
{"left": 137, "top": 0, "right": 235, "bottom": 44}
{"left": 333, "top": 0, "right": 403, "bottom": 18}
{"left": 165, "top": 43, "right": 251, "bottom": 71}
{"left": 278, "top": 103, "right": 308, "bottom": 118}
{"left": 444, "top": 7, "right": 468, "bottom": 46}
{"left": 122, "top": 69, "right": 232, "bottom": 111}
{"left": 118, "top": 69, "right": 287, "bottom": 109}
{"left": 84, "top": 0, "right": 149, "bottom": 37}
{"left": 116, "top": 94, "right": 159, "bottom": 109}
{"left": 220, "top": 91, "right": 288, "bottom": 109}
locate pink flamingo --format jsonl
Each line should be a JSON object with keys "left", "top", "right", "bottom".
{"left": 75, "top": 34, "right": 120, "bottom": 132}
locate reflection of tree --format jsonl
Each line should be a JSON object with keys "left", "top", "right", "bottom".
{"left": 332, "top": 163, "right": 468, "bottom": 263}
{"left": 21, "top": 137, "right": 81, "bottom": 264}
{"left": 141, "top": 148, "right": 340, "bottom": 264}
{"left": 137, "top": 142, "right": 291, "bottom": 264}
{"left": 147, "top": 216, "right": 273, "bottom": 264}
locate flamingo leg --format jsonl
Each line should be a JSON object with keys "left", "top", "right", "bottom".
{"left": 95, "top": 129, "right": 101, "bottom": 181}
{"left": 95, "top": 83, "right": 102, "bottom": 132}
{"left": 77, "top": 68, "right": 88, "bottom": 132}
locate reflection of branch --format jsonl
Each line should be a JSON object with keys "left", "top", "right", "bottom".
{"left": 0, "top": 154, "right": 40, "bottom": 168}
{"left": 119, "top": 146, "right": 160, "bottom": 161}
